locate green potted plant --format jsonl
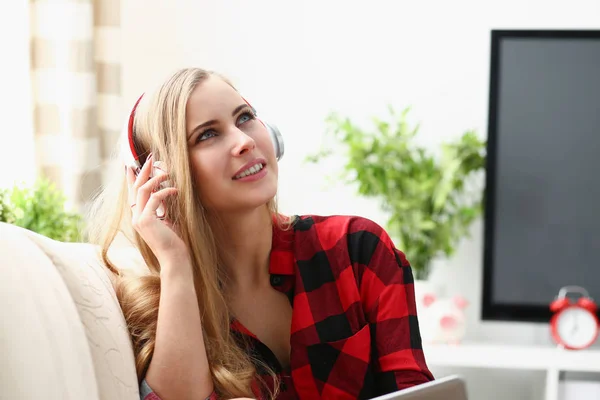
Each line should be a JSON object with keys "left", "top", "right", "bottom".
{"left": 0, "top": 178, "right": 84, "bottom": 242}
{"left": 306, "top": 106, "right": 486, "bottom": 281}
{"left": 0, "top": 187, "right": 16, "bottom": 225}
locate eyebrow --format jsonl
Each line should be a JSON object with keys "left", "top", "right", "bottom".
{"left": 187, "top": 103, "right": 250, "bottom": 140}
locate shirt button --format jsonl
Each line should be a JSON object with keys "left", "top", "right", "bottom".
{"left": 271, "top": 275, "right": 283, "bottom": 286}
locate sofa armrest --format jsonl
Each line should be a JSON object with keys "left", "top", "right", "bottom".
{"left": 0, "top": 222, "right": 101, "bottom": 399}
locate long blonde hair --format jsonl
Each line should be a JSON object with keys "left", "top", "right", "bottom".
{"left": 86, "top": 68, "right": 286, "bottom": 399}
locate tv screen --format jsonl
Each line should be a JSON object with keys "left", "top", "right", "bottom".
{"left": 482, "top": 30, "right": 600, "bottom": 323}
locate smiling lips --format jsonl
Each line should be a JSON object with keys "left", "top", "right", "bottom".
{"left": 232, "top": 158, "right": 267, "bottom": 180}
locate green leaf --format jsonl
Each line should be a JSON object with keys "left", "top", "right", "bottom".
{"left": 304, "top": 106, "right": 487, "bottom": 279}
{"left": 2, "top": 178, "right": 84, "bottom": 242}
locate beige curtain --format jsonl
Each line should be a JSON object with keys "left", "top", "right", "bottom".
{"left": 30, "top": 0, "right": 122, "bottom": 212}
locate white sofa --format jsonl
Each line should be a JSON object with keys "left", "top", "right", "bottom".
{"left": 0, "top": 222, "right": 148, "bottom": 400}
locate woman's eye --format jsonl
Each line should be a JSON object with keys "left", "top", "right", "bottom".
{"left": 237, "top": 111, "right": 255, "bottom": 125}
{"left": 196, "top": 130, "right": 217, "bottom": 143}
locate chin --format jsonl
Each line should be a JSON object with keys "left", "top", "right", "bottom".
{"left": 211, "top": 178, "right": 278, "bottom": 213}
{"left": 243, "top": 182, "right": 278, "bottom": 209}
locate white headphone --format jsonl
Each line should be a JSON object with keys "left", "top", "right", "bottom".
{"left": 121, "top": 94, "right": 284, "bottom": 174}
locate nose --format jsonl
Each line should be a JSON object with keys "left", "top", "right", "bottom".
{"left": 231, "top": 127, "right": 256, "bottom": 156}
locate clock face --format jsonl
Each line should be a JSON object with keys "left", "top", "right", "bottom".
{"left": 556, "top": 307, "right": 598, "bottom": 348}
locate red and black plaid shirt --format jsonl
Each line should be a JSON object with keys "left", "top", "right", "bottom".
{"left": 142, "top": 214, "right": 434, "bottom": 400}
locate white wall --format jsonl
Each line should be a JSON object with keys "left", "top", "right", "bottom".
{"left": 121, "top": 1, "right": 600, "bottom": 399}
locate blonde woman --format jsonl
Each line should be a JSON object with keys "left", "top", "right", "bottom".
{"left": 87, "top": 68, "right": 434, "bottom": 400}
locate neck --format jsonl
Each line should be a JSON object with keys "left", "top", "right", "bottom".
{"left": 210, "top": 205, "right": 273, "bottom": 291}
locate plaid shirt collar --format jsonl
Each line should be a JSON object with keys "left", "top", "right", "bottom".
{"left": 268, "top": 217, "right": 296, "bottom": 276}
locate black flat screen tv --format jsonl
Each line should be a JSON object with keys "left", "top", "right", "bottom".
{"left": 482, "top": 29, "right": 600, "bottom": 323}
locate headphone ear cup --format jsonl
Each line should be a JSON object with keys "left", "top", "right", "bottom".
{"left": 577, "top": 297, "right": 598, "bottom": 313}
{"left": 263, "top": 120, "right": 284, "bottom": 161}
{"left": 550, "top": 298, "right": 570, "bottom": 312}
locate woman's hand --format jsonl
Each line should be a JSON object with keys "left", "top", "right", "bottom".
{"left": 126, "top": 153, "right": 188, "bottom": 266}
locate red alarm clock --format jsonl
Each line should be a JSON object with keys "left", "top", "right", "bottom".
{"left": 549, "top": 286, "right": 599, "bottom": 350}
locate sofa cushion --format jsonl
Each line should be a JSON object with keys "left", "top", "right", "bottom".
{"left": 1, "top": 222, "right": 149, "bottom": 400}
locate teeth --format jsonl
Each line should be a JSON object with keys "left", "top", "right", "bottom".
{"left": 235, "top": 163, "right": 264, "bottom": 179}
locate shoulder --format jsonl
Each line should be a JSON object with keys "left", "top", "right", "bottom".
{"left": 291, "top": 214, "right": 413, "bottom": 315}
{"left": 293, "top": 214, "right": 386, "bottom": 236}
{"left": 293, "top": 214, "right": 394, "bottom": 245}
{"left": 292, "top": 214, "right": 409, "bottom": 267}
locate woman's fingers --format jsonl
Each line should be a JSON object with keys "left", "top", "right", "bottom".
{"left": 125, "top": 154, "right": 177, "bottom": 227}
{"left": 133, "top": 172, "right": 171, "bottom": 217}
{"left": 133, "top": 187, "right": 178, "bottom": 231}
{"left": 133, "top": 153, "right": 154, "bottom": 190}
{"left": 142, "top": 187, "right": 178, "bottom": 219}
{"left": 126, "top": 152, "right": 154, "bottom": 207}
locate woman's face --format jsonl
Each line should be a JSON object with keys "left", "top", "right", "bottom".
{"left": 185, "top": 76, "right": 278, "bottom": 213}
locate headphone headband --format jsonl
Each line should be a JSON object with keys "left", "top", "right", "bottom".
{"left": 127, "top": 94, "right": 145, "bottom": 167}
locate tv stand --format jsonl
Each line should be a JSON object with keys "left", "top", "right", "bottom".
{"left": 423, "top": 342, "right": 600, "bottom": 400}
